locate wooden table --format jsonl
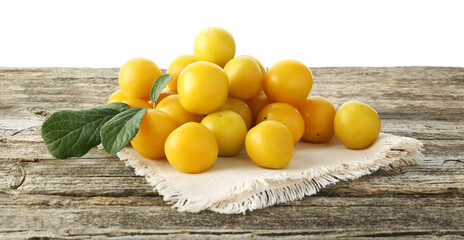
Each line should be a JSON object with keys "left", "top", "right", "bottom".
{"left": 1, "top": 67, "right": 463, "bottom": 239}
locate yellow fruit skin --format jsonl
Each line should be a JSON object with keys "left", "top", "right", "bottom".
{"left": 165, "top": 122, "right": 218, "bottom": 174}
{"left": 219, "top": 98, "right": 252, "bottom": 130}
{"left": 154, "top": 90, "right": 176, "bottom": 106}
{"left": 245, "top": 120, "right": 294, "bottom": 169}
{"left": 239, "top": 55, "right": 266, "bottom": 76}
{"left": 263, "top": 59, "right": 313, "bottom": 107}
{"left": 167, "top": 55, "right": 196, "bottom": 92}
{"left": 193, "top": 27, "right": 236, "bottom": 67}
{"left": 118, "top": 58, "right": 162, "bottom": 100}
{"left": 298, "top": 96, "right": 336, "bottom": 143}
{"left": 156, "top": 95, "right": 203, "bottom": 126}
{"left": 201, "top": 110, "right": 247, "bottom": 157}
{"left": 256, "top": 102, "right": 305, "bottom": 144}
{"left": 177, "top": 61, "right": 229, "bottom": 115}
{"left": 334, "top": 101, "right": 381, "bottom": 150}
{"left": 130, "top": 109, "right": 178, "bottom": 160}
{"left": 107, "top": 90, "right": 127, "bottom": 104}
{"left": 224, "top": 57, "right": 262, "bottom": 100}
{"left": 245, "top": 91, "right": 271, "bottom": 127}
{"left": 123, "top": 99, "right": 152, "bottom": 108}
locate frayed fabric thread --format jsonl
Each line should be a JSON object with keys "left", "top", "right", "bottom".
{"left": 116, "top": 136, "right": 423, "bottom": 214}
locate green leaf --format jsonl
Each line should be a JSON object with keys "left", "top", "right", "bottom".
{"left": 41, "top": 102, "right": 130, "bottom": 159}
{"left": 100, "top": 107, "right": 147, "bottom": 154}
{"left": 104, "top": 102, "right": 131, "bottom": 112}
{"left": 150, "top": 74, "right": 173, "bottom": 106}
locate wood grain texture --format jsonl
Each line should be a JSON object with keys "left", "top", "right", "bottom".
{"left": 0, "top": 67, "right": 463, "bottom": 239}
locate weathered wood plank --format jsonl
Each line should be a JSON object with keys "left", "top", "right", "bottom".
{"left": 2, "top": 158, "right": 463, "bottom": 198}
{"left": 1, "top": 196, "right": 463, "bottom": 230}
{"left": 2, "top": 230, "right": 463, "bottom": 239}
{"left": 1, "top": 119, "right": 462, "bottom": 160}
{"left": 1, "top": 67, "right": 463, "bottom": 119}
{"left": 0, "top": 67, "right": 463, "bottom": 239}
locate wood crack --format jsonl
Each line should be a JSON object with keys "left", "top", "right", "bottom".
{"left": 354, "top": 230, "right": 464, "bottom": 238}
{"left": 443, "top": 159, "right": 464, "bottom": 165}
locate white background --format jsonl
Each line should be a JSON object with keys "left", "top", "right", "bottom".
{"left": 0, "top": 0, "right": 462, "bottom": 68}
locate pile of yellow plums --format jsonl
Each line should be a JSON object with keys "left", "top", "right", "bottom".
{"left": 107, "top": 27, "right": 381, "bottom": 174}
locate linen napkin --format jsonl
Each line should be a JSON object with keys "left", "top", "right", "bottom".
{"left": 115, "top": 133, "right": 423, "bottom": 214}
